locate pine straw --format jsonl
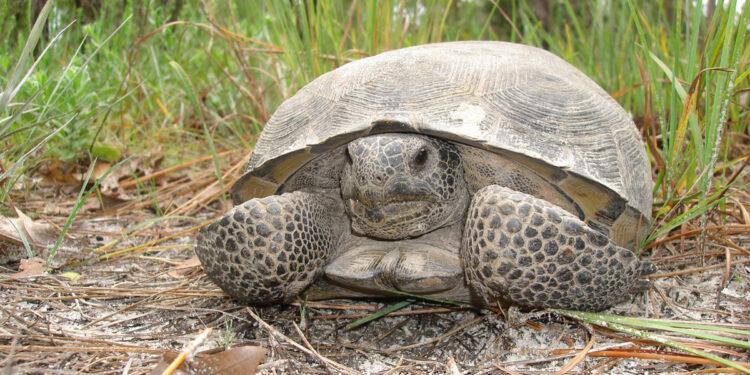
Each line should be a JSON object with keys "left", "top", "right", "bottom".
{"left": 0, "top": 156, "right": 748, "bottom": 374}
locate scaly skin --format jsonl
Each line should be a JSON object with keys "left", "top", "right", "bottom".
{"left": 462, "top": 185, "right": 656, "bottom": 310}
{"left": 195, "top": 192, "right": 341, "bottom": 306}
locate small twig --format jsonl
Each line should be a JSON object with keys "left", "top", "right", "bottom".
{"left": 584, "top": 349, "right": 750, "bottom": 369}
{"left": 0, "top": 344, "right": 165, "bottom": 354}
{"left": 709, "top": 234, "right": 750, "bottom": 256}
{"left": 121, "top": 358, "right": 133, "bottom": 375}
{"left": 268, "top": 306, "right": 469, "bottom": 321}
{"left": 555, "top": 322, "right": 595, "bottom": 374}
{"left": 446, "top": 358, "right": 460, "bottom": 375}
{"left": 118, "top": 149, "right": 238, "bottom": 189}
{"left": 81, "top": 287, "right": 176, "bottom": 329}
{"left": 37, "top": 214, "right": 75, "bottom": 240}
{"left": 647, "top": 259, "right": 750, "bottom": 278}
{"left": 161, "top": 327, "right": 212, "bottom": 375}
{"left": 247, "top": 308, "right": 362, "bottom": 375}
{"left": 94, "top": 221, "right": 212, "bottom": 261}
{"left": 493, "top": 364, "right": 524, "bottom": 375}
{"left": 494, "top": 343, "right": 634, "bottom": 368}
{"left": 644, "top": 225, "right": 750, "bottom": 250}
{"left": 653, "top": 249, "right": 743, "bottom": 263}
{"left": 292, "top": 321, "right": 360, "bottom": 375}
{"left": 166, "top": 156, "right": 245, "bottom": 216}
{"left": 3, "top": 334, "right": 18, "bottom": 375}
{"left": 384, "top": 314, "right": 487, "bottom": 353}
{"left": 368, "top": 318, "right": 409, "bottom": 346}
{"left": 487, "top": 0, "right": 523, "bottom": 42}
{"left": 718, "top": 245, "right": 732, "bottom": 309}
{"left": 580, "top": 357, "right": 621, "bottom": 375}
{"left": 256, "top": 359, "right": 289, "bottom": 371}
{"left": 289, "top": 300, "right": 380, "bottom": 311}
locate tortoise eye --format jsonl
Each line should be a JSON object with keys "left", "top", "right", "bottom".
{"left": 411, "top": 147, "right": 429, "bottom": 169}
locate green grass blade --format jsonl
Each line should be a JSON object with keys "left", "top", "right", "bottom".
{"left": 46, "top": 157, "right": 96, "bottom": 267}
{"left": 0, "top": 0, "right": 53, "bottom": 112}
{"left": 0, "top": 113, "right": 75, "bottom": 182}
{"left": 384, "top": 289, "right": 472, "bottom": 308}
{"left": 169, "top": 60, "right": 226, "bottom": 201}
{"left": 7, "top": 214, "right": 34, "bottom": 258}
{"left": 553, "top": 309, "right": 750, "bottom": 374}
{"left": 645, "top": 183, "right": 744, "bottom": 243}
{"left": 46, "top": 156, "right": 135, "bottom": 266}
{"left": 0, "top": 20, "right": 74, "bottom": 136}
{"left": 648, "top": 321, "right": 750, "bottom": 336}
{"left": 577, "top": 312, "right": 750, "bottom": 349}
{"left": 648, "top": 52, "right": 687, "bottom": 100}
{"left": 346, "top": 299, "right": 415, "bottom": 329}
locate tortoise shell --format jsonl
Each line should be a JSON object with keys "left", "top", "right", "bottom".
{"left": 231, "top": 41, "right": 652, "bottom": 250}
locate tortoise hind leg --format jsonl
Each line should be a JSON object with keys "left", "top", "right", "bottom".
{"left": 462, "top": 185, "right": 656, "bottom": 311}
{"left": 196, "top": 191, "right": 342, "bottom": 306}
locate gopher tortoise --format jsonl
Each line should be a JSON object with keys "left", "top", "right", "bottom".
{"left": 196, "top": 41, "right": 655, "bottom": 311}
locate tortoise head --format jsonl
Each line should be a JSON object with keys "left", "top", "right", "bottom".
{"left": 341, "top": 133, "right": 469, "bottom": 240}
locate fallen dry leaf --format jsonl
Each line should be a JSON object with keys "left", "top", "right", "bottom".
{"left": 44, "top": 157, "right": 156, "bottom": 204}
{"left": 78, "top": 160, "right": 135, "bottom": 202}
{"left": 151, "top": 346, "right": 267, "bottom": 375}
{"left": 0, "top": 208, "right": 59, "bottom": 247}
{"left": 43, "top": 157, "right": 79, "bottom": 184}
{"left": 167, "top": 255, "right": 203, "bottom": 279}
{"left": 60, "top": 271, "right": 83, "bottom": 281}
{"left": 11, "top": 257, "right": 46, "bottom": 278}
{"left": 0, "top": 208, "right": 93, "bottom": 267}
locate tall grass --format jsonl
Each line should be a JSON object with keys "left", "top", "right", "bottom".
{"left": 262, "top": 0, "right": 497, "bottom": 88}
{"left": 628, "top": 0, "right": 749, "bottom": 244}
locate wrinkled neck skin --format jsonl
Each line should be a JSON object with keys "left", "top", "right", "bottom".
{"left": 340, "top": 133, "right": 470, "bottom": 240}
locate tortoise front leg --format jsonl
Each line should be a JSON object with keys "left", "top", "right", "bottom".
{"left": 196, "top": 191, "right": 342, "bottom": 306}
{"left": 462, "top": 185, "right": 656, "bottom": 311}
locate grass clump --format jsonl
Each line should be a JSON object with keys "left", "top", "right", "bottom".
{"left": 554, "top": 309, "right": 750, "bottom": 373}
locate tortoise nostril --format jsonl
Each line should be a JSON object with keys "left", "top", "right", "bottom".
{"left": 370, "top": 172, "right": 388, "bottom": 186}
